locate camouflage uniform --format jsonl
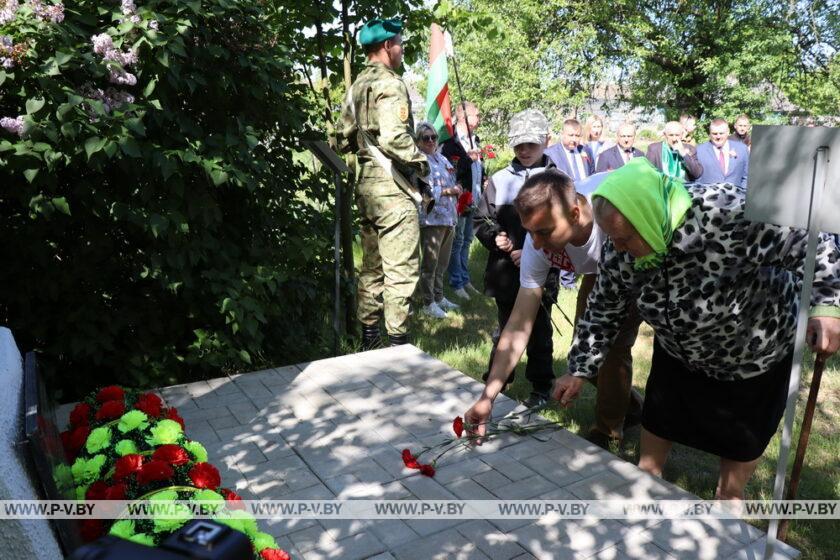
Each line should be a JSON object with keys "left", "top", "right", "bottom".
{"left": 340, "top": 61, "right": 429, "bottom": 337}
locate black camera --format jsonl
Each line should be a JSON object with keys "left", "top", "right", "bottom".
{"left": 414, "top": 174, "right": 436, "bottom": 214}
{"left": 66, "top": 520, "right": 252, "bottom": 560}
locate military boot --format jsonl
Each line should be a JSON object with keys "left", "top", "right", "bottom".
{"left": 388, "top": 333, "right": 409, "bottom": 346}
{"left": 361, "top": 324, "right": 382, "bottom": 351}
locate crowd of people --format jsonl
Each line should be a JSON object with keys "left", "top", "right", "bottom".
{"left": 340, "top": 18, "right": 840, "bottom": 502}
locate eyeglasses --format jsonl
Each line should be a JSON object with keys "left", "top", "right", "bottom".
{"left": 421, "top": 135, "right": 438, "bottom": 142}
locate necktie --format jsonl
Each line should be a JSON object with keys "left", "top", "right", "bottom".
{"left": 568, "top": 150, "right": 581, "bottom": 181}
{"left": 718, "top": 147, "right": 726, "bottom": 173}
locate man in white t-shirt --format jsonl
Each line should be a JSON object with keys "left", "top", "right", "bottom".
{"left": 465, "top": 170, "right": 643, "bottom": 448}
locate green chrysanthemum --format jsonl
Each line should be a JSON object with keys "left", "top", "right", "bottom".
{"left": 223, "top": 509, "right": 259, "bottom": 537}
{"left": 127, "top": 532, "right": 155, "bottom": 546}
{"left": 194, "top": 489, "right": 225, "bottom": 514}
{"left": 53, "top": 463, "right": 73, "bottom": 491}
{"left": 85, "top": 426, "right": 112, "bottom": 454}
{"left": 109, "top": 520, "right": 136, "bottom": 539}
{"left": 75, "top": 484, "right": 88, "bottom": 502}
{"left": 118, "top": 410, "right": 149, "bottom": 434}
{"left": 152, "top": 503, "right": 192, "bottom": 534}
{"left": 149, "top": 489, "right": 179, "bottom": 502}
{"left": 146, "top": 419, "right": 183, "bottom": 446}
{"left": 114, "top": 439, "right": 139, "bottom": 456}
{"left": 71, "top": 454, "right": 107, "bottom": 485}
{"left": 252, "top": 532, "right": 278, "bottom": 552}
{"left": 183, "top": 440, "right": 208, "bottom": 463}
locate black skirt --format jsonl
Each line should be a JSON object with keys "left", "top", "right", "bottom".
{"left": 641, "top": 340, "right": 793, "bottom": 462}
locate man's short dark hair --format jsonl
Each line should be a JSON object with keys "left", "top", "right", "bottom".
{"left": 514, "top": 170, "right": 578, "bottom": 219}
{"left": 364, "top": 40, "right": 386, "bottom": 54}
{"left": 563, "top": 119, "right": 581, "bottom": 130}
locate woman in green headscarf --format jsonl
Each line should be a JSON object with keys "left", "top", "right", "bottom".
{"left": 552, "top": 157, "right": 840, "bottom": 500}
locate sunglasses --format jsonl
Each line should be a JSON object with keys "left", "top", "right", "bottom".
{"left": 421, "top": 134, "right": 438, "bottom": 142}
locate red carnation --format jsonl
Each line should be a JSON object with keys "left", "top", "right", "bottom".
{"left": 95, "top": 399, "right": 125, "bottom": 421}
{"left": 260, "top": 550, "right": 291, "bottom": 560}
{"left": 166, "top": 407, "right": 185, "bottom": 430}
{"left": 456, "top": 191, "right": 474, "bottom": 215}
{"left": 452, "top": 416, "right": 464, "bottom": 438}
{"left": 136, "top": 460, "right": 175, "bottom": 487}
{"left": 85, "top": 481, "right": 109, "bottom": 501}
{"left": 61, "top": 425, "right": 91, "bottom": 461}
{"left": 401, "top": 449, "right": 420, "bottom": 469}
{"left": 152, "top": 444, "right": 191, "bottom": 466}
{"left": 221, "top": 488, "right": 245, "bottom": 510}
{"left": 105, "top": 483, "right": 127, "bottom": 500}
{"left": 113, "top": 454, "right": 145, "bottom": 482}
{"left": 188, "top": 462, "right": 221, "bottom": 490}
{"left": 96, "top": 385, "right": 125, "bottom": 403}
{"left": 80, "top": 519, "right": 104, "bottom": 542}
{"left": 69, "top": 403, "right": 92, "bottom": 428}
{"left": 419, "top": 464, "right": 436, "bottom": 477}
{"left": 135, "top": 393, "right": 163, "bottom": 418}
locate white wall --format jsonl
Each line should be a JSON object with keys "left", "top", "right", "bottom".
{"left": 0, "top": 327, "right": 63, "bottom": 558}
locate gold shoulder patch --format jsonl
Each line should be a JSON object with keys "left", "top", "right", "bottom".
{"left": 398, "top": 105, "right": 409, "bottom": 122}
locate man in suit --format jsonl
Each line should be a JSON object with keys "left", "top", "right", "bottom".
{"left": 596, "top": 123, "right": 643, "bottom": 172}
{"left": 545, "top": 119, "right": 595, "bottom": 181}
{"left": 545, "top": 118, "right": 594, "bottom": 288}
{"left": 645, "top": 121, "right": 704, "bottom": 181}
{"left": 695, "top": 118, "right": 750, "bottom": 188}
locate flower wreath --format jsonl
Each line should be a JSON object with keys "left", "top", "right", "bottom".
{"left": 59, "top": 385, "right": 291, "bottom": 560}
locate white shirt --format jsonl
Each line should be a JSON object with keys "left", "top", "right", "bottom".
{"left": 519, "top": 196, "right": 607, "bottom": 288}
{"left": 563, "top": 147, "right": 589, "bottom": 180}
{"left": 715, "top": 141, "right": 730, "bottom": 175}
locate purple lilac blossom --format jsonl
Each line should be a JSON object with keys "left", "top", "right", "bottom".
{"left": 148, "top": 20, "right": 159, "bottom": 31}
{"left": 0, "top": 116, "right": 25, "bottom": 136}
{"left": 91, "top": 33, "right": 113, "bottom": 55}
{"left": 108, "top": 66, "right": 137, "bottom": 86}
{"left": 0, "top": 0, "right": 19, "bottom": 25}
{"left": 120, "top": 0, "right": 135, "bottom": 16}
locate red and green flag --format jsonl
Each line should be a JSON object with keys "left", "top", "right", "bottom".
{"left": 425, "top": 23, "right": 453, "bottom": 142}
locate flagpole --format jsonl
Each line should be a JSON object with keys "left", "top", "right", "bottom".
{"left": 445, "top": 29, "right": 475, "bottom": 151}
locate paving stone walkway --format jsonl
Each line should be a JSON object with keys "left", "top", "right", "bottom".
{"left": 80, "top": 345, "right": 802, "bottom": 559}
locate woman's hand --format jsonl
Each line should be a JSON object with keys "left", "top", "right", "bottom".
{"left": 511, "top": 249, "right": 522, "bottom": 267}
{"left": 552, "top": 374, "right": 585, "bottom": 408}
{"left": 807, "top": 316, "right": 840, "bottom": 355}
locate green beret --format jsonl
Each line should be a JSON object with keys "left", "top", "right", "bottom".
{"left": 359, "top": 18, "right": 403, "bottom": 46}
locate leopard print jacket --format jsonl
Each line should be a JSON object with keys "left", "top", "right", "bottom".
{"left": 569, "top": 183, "right": 840, "bottom": 381}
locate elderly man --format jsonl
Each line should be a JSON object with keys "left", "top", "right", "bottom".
{"left": 339, "top": 18, "right": 429, "bottom": 349}
{"left": 645, "top": 121, "right": 704, "bottom": 181}
{"left": 696, "top": 118, "right": 750, "bottom": 188}
{"left": 730, "top": 114, "right": 752, "bottom": 149}
{"left": 596, "top": 123, "right": 644, "bottom": 172}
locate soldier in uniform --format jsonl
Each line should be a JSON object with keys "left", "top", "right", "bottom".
{"left": 339, "top": 18, "right": 429, "bottom": 349}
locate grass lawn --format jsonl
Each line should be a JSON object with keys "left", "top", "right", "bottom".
{"left": 407, "top": 240, "right": 840, "bottom": 560}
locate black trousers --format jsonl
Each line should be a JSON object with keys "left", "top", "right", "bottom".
{"left": 484, "top": 295, "right": 555, "bottom": 394}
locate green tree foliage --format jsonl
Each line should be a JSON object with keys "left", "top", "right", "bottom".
{"left": 438, "top": 0, "right": 615, "bottom": 143}
{"left": 0, "top": 0, "right": 334, "bottom": 396}
{"left": 438, "top": 0, "right": 837, "bottom": 137}
{"left": 603, "top": 0, "right": 839, "bottom": 120}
